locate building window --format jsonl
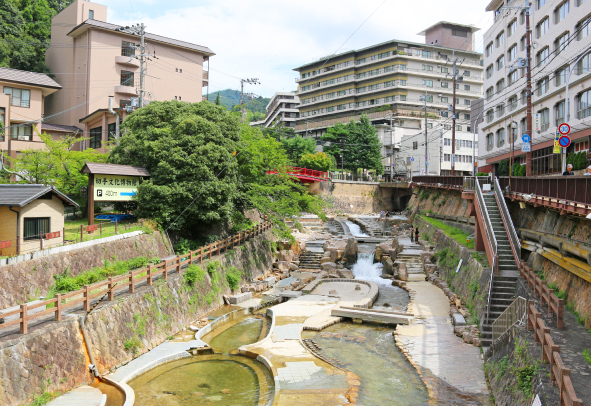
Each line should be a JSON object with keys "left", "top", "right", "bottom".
{"left": 497, "top": 56, "right": 505, "bottom": 70}
{"left": 520, "top": 118, "right": 528, "bottom": 136}
{"left": 496, "top": 79, "right": 505, "bottom": 93}
{"left": 555, "top": 66, "right": 567, "bottom": 86}
{"left": 486, "top": 64, "right": 494, "bottom": 79}
{"left": 520, "top": 35, "right": 526, "bottom": 51}
{"left": 10, "top": 124, "right": 32, "bottom": 141}
{"left": 521, "top": 89, "right": 528, "bottom": 105}
{"left": 508, "top": 95, "right": 518, "bottom": 111}
{"left": 539, "top": 108, "right": 550, "bottom": 131}
{"left": 486, "top": 87, "right": 494, "bottom": 101}
{"left": 4, "top": 87, "right": 31, "bottom": 107}
{"left": 452, "top": 29, "right": 468, "bottom": 37}
{"left": 441, "top": 96, "right": 448, "bottom": 103}
{"left": 444, "top": 138, "right": 451, "bottom": 146}
{"left": 574, "top": 140, "right": 589, "bottom": 152}
{"left": 464, "top": 99, "right": 471, "bottom": 105}
{"left": 422, "top": 50, "right": 431, "bottom": 58}
{"left": 120, "top": 71, "right": 134, "bottom": 87}
{"left": 444, "top": 124, "right": 451, "bottom": 130}
{"left": 577, "top": 16, "right": 591, "bottom": 40}
{"left": 497, "top": 128, "right": 505, "bottom": 147}
{"left": 441, "top": 82, "right": 449, "bottom": 88}
{"left": 89, "top": 126, "right": 102, "bottom": 149}
{"left": 0, "top": 107, "right": 4, "bottom": 142}
{"left": 444, "top": 154, "right": 451, "bottom": 161}
{"left": 496, "top": 31, "right": 505, "bottom": 48}
{"left": 463, "top": 70, "right": 470, "bottom": 77}
{"left": 578, "top": 88, "right": 591, "bottom": 118}
{"left": 508, "top": 19, "right": 517, "bottom": 36}
{"left": 427, "top": 123, "right": 433, "bottom": 129}
{"left": 89, "top": 9, "right": 94, "bottom": 19}
{"left": 496, "top": 104, "right": 505, "bottom": 117}
{"left": 577, "top": 51, "right": 591, "bottom": 74}
{"left": 487, "top": 133, "right": 494, "bottom": 150}
{"left": 456, "top": 125, "right": 462, "bottom": 131}
{"left": 520, "top": 10, "right": 527, "bottom": 24}
{"left": 537, "top": 47, "right": 549, "bottom": 66}
{"left": 486, "top": 109, "right": 494, "bottom": 123}
{"left": 378, "top": 51, "right": 390, "bottom": 59}
{"left": 554, "top": 32, "right": 570, "bottom": 54}
{"left": 465, "top": 114, "right": 471, "bottom": 120}
{"left": 508, "top": 45, "right": 517, "bottom": 61}
{"left": 121, "top": 41, "right": 135, "bottom": 57}
{"left": 108, "top": 123, "right": 116, "bottom": 141}
{"left": 24, "top": 217, "right": 50, "bottom": 241}
{"left": 486, "top": 42, "right": 494, "bottom": 57}
{"left": 509, "top": 70, "right": 519, "bottom": 85}
{"left": 537, "top": 0, "right": 547, "bottom": 8}
{"left": 464, "top": 85, "right": 471, "bottom": 91}
{"left": 555, "top": 101, "right": 565, "bottom": 126}
{"left": 399, "top": 95, "right": 407, "bottom": 101}
{"left": 536, "top": 18, "right": 549, "bottom": 38}
{"left": 537, "top": 76, "right": 550, "bottom": 96}
{"left": 422, "top": 80, "right": 433, "bottom": 88}
{"left": 422, "top": 64, "right": 434, "bottom": 71}
{"left": 555, "top": 1, "right": 570, "bottom": 23}
{"left": 412, "top": 141, "right": 418, "bottom": 150}
{"left": 441, "top": 67, "right": 449, "bottom": 73}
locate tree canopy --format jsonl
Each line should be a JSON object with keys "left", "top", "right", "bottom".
{"left": 299, "top": 152, "right": 332, "bottom": 172}
{"left": 281, "top": 135, "right": 316, "bottom": 166}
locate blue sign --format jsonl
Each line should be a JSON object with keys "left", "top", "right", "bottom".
{"left": 522, "top": 142, "right": 531, "bottom": 152}
{"left": 410, "top": 157, "right": 414, "bottom": 162}
{"left": 522, "top": 134, "right": 531, "bottom": 143}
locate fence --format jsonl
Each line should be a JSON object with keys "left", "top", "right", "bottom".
{"left": 0, "top": 219, "right": 142, "bottom": 257}
{"left": 528, "top": 302, "right": 582, "bottom": 406}
{"left": 0, "top": 221, "right": 272, "bottom": 335}
{"left": 520, "top": 264, "right": 564, "bottom": 329}
{"left": 411, "top": 175, "right": 464, "bottom": 188}
{"left": 492, "top": 297, "right": 527, "bottom": 343}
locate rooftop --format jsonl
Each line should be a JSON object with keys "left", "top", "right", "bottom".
{"left": 67, "top": 20, "right": 215, "bottom": 57}
{"left": 0, "top": 184, "right": 78, "bottom": 207}
{"left": 41, "top": 123, "right": 82, "bottom": 133}
{"left": 80, "top": 162, "right": 151, "bottom": 177}
{"left": 0, "top": 67, "right": 62, "bottom": 90}
{"left": 417, "top": 21, "right": 480, "bottom": 36}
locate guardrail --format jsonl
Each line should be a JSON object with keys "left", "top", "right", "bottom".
{"left": 494, "top": 176, "right": 521, "bottom": 267}
{"left": 411, "top": 175, "right": 464, "bottom": 188}
{"left": 0, "top": 221, "right": 272, "bottom": 335}
{"left": 520, "top": 264, "right": 564, "bottom": 329}
{"left": 528, "top": 302, "right": 582, "bottom": 406}
{"left": 492, "top": 297, "right": 527, "bottom": 343}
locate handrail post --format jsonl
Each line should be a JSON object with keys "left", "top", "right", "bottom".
{"left": 84, "top": 285, "right": 91, "bottom": 312}
{"left": 20, "top": 304, "right": 28, "bottom": 334}
{"left": 80, "top": 224, "right": 83, "bottom": 242}
{"left": 108, "top": 277, "right": 115, "bottom": 301}
{"left": 176, "top": 255, "right": 181, "bottom": 274}
{"left": 55, "top": 294, "right": 62, "bottom": 321}
{"left": 129, "top": 271, "right": 135, "bottom": 293}
{"left": 163, "top": 260, "right": 168, "bottom": 280}
{"left": 199, "top": 246, "right": 203, "bottom": 263}
{"left": 147, "top": 264, "right": 153, "bottom": 285}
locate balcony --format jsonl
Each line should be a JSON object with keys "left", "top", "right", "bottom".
{"left": 115, "top": 56, "right": 139, "bottom": 68}
{"left": 114, "top": 85, "right": 139, "bottom": 96}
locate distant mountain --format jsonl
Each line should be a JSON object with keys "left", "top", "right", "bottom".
{"left": 206, "top": 89, "right": 271, "bottom": 115}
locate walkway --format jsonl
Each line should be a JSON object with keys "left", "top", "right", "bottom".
{"left": 394, "top": 239, "right": 491, "bottom": 405}
{"left": 46, "top": 386, "right": 105, "bottom": 406}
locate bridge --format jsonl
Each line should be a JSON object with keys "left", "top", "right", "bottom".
{"left": 267, "top": 167, "right": 329, "bottom": 183}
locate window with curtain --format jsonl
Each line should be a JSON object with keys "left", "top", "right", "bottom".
{"left": 24, "top": 217, "right": 50, "bottom": 241}
{"left": 4, "top": 87, "right": 31, "bottom": 107}
{"left": 578, "top": 89, "right": 591, "bottom": 119}
{"left": 497, "top": 128, "right": 505, "bottom": 147}
{"left": 10, "top": 124, "right": 32, "bottom": 140}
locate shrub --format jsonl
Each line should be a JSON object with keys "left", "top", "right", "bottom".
{"left": 226, "top": 266, "right": 242, "bottom": 291}
{"left": 207, "top": 261, "right": 220, "bottom": 274}
{"left": 184, "top": 265, "right": 206, "bottom": 287}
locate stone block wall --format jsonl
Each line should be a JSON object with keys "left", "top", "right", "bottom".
{"left": 0, "top": 233, "right": 275, "bottom": 406}
{"left": 0, "top": 231, "right": 172, "bottom": 309}
{"left": 319, "top": 181, "right": 394, "bottom": 214}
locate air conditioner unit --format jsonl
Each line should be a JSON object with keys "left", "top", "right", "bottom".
{"left": 438, "top": 94, "right": 442, "bottom": 97}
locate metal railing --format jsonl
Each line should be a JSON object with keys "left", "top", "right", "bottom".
{"left": 463, "top": 176, "right": 492, "bottom": 191}
{"left": 492, "top": 296, "right": 527, "bottom": 343}
{"left": 494, "top": 176, "right": 521, "bottom": 265}
{"left": 412, "top": 175, "right": 464, "bottom": 188}
{"left": 498, "top": 176, "right": 591, "bottom": 207}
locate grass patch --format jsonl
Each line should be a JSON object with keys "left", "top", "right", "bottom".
{"left": 27, "top": 392, "right": 60, "bottom": 406}
{"left": 420, "top": 215, "right": 475, "bottom": 249}
{"left": 432, "top": 247, "right": 461, "bottom": 270}
{"left": 582, "top": 349, "right": 591, "bottom": 365}
{"left": 124, "top": 337, "right": 141, "bottom": 354}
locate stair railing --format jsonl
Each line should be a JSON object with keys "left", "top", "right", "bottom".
{"left": 494, "top": 176, "right": 521, "bottom": 267}
{"left": 476, "top": 179, "right": 499, "bottom": 328}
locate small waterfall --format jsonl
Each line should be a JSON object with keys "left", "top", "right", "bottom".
{"left": 352, "top": 251, "right": 388, "bottom": 285}
{"left": 344, "top": 221, "right": 369, "bottom": 237}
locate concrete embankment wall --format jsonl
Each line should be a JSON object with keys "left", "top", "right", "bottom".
{"left": 318, "top": 181, "right": 395, "bottom": 214}
{"left": 0, "top": 233, "right": 275, "bottom": 406}
{"left": 407, "top": 187, "right": 470, "bottom": 218}
{"left": 0, "top": 232, "right": 172, "bottom": 309}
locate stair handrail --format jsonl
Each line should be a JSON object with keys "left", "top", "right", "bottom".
{"left": 491, "top": 296, "right": 527, "bottom": 344}
{"left": 476, "top": 179, "right": 499, "bottom": 328}
{"left": 494, "top": 176, "right": 521, "bottom": 266}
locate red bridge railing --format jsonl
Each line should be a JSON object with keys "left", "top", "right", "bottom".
{"left": 498, "top": 176, "right": 591, "bottom": 206}
{"left": 267, "top": 167, "right": 328, "bottom": 182}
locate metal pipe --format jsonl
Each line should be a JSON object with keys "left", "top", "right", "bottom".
{"left": 80, "top": 316, "right": 101, "bottom": 377}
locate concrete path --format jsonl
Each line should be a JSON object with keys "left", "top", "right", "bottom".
{"left": 46, "top": 386, "right": 106, "bottom": 406}
{"left": 395, "top": 281, "right": 491, "bottom": 405}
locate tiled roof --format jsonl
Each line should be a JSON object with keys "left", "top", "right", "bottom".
{"left": 68, "top": 20, "right": 215, "bottom": 56}
{"left": 41, "top": 123, "right": 82, "bottom": 133}
{"left": 80, "top": 162, "right": 151, "bottom": 177}
{"left": 0, "top": 184, "right": 78, "bottom": 207}
{"left": 0, "top": 67, "right": 62, "bottom": 89}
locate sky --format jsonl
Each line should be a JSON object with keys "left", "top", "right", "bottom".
{"left": 98, "top": 0, "right": 494, "bottom": 98}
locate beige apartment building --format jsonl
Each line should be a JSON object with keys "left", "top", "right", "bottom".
{"left": 479, "top": 0, "right": 591, "bottom": 174}
{"left": 0, "top": 68, "right": 64, "bottom": 165}
{"left": 250, "top": 92, "right": 301, "bottom": 128}
{"left": 44, "top": 0, "right": 214, "bottom": 152}
{"left": 293, "top": 22, "right": 484, "bottom": 176}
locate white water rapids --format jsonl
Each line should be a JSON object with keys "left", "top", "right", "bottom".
{"left": 344, "top": 221, "right": 369, "bottom": 237}
{"left": 351, "top": 251, "right": 390, "bottom": 285}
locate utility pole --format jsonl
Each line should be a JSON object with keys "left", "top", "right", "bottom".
{"left": 525, "top": 0, "right": 533, "bottom": 176}
{"left": 451, "top": 51, "right": 458, "bottom": 176}
{"left": 116, "top": 23, "right": 150, "bottom": 108}
{"left": 240, "top": 78, "right": 260, "bottom": 123}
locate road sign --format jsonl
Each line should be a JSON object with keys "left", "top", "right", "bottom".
{"left": 559, "top": 135, "right": 571, "bottom": 148}
{"left": 558, "top": 123, "right": 571, "bottom": 135}
{"left": 522, "top": 142, "right": 531, "bottom": 152}
{"left": 410, "top": 157, "right": 414, "bottom": 162}
{"left": 535, "top": 114, "right": 540, "bottom": 132}
{"left": 553, "top": 130, "right": 561, "bottom": 154}
{"left": 522, "top": 134, "right": 531, "bottom": 143}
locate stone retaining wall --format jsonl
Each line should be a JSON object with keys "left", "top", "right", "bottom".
{"left": 318, "top": 181, "right": 394, "bottom": 214}
{"left": 0, "top": 231, "right": 172, "bottom": 309}
{"left": 0, "top": 233, "right": 275, "bottom": 406}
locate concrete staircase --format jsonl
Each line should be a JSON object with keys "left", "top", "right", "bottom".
{"left": 480, "top": 193, "right": 519, "bottom": 348}
{"left": 299, "top": 251, "right": 323, "bottom": 269}
{"left": 358, "top": 218, "right": 383, "bottom": 237}
{"left": 395, "top": 253, "right": 424, "bottom": 281}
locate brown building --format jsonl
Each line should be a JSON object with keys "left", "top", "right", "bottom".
{"left": 417, "top": 22, "right": 478, "bottom": 52}
{"left": 44, "top": 0, "right": 215, "bottom": 152}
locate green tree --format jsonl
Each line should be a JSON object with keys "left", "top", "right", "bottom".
{"left": 498, "top": 159, "right": 509, "bottom": 176}
{"left": 109, "top": 101, "right": 241, "bottom": 234}
{"left": 299, "top": 152, "right": 332, "bottom": 172}
{"left": 343, "top": 116, "right": 383, "bottom": 174}
{"left": 321, "top": 122, "right": 348, "bottom": 161}
{"left": 215, "top": 92, "right": 221, "bottom": 105}
{"left": 281, "top": 135, "right": 316, "bottom": 166}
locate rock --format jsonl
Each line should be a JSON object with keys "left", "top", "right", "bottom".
{"left": 316, "top": 271, "right": 329, "bottom": 279}
{"left": 255, "top": 284, "right": 264, "bottom": 292}
{"left": 462, "top": 331, "right": 474, "bottom": 344}
{"left": 388, "top": 248, "right": 398, "bottom": 261}
{"left": 398, "top": 263, "right": 408, "bottom": 281}
{"left": 420, "top": 251, "right": 434, "bottom": 264}
{"left": 263, "top": 276, "right": 277, "bottom": 288}
{"left": 229, "top": 292, "right": 252, "bottom": 304}
{"left": 343, "top": 238, "right": 358, "bottom": 263}
{"left": 277, "top": 250, "right": 295, "bottom": 263}
{"left": 220, "top": 389, "right": 231, "bottom": 394}
{"left": 374, "top": 247, "right": 383, "bottom": 262}
{"left": 354, "top": 284, "right": 361, "bottom": 290}
{"left": 328, "top": 289, "right": 338, "bottom": 295}
{"left": 188, "top": 325, "right": 199, "bottom": 332}
{"left": 337, "top": 270, "right": 354, "bottom": 279}
{"left": 381, "top": 256, "right": 394, "bottom": 275}
{"left": 292, "top": 260, "right": 300, "bottom": 265}
{"left": 273, "top": 261, "right": 290, "bottom": 273}
{"left": 288, "top": 263, "right": 299, "bottom": 271}
{"left": 320, "top": 262, "right": 337, "bottom": 271}
{"left": 473, "top": 337, "right": 482, "bottom": 347}
{"left": 451, "top": 313, "right": 466, "bottom": 327}
{"left": 328, "top": 273, "right": 340, "bottom": 278}
{"left": 320, "top": 257, "right": 333, "bottom": 264}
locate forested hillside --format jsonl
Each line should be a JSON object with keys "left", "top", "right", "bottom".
{"left": 0, "top": 0, "right": 74, "bottom": 73}
{"left": 208, "top": 89, "right": 270, "bottom": 114}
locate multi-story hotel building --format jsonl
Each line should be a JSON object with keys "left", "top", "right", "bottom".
{"left": 292, "top": 21, "right": 484, "bottom": 175}
{"left": 250, "top": 92, "right": 300, "bottom": 128}
{"left": 44, "top": 0, "right": 214, "bottom": 152}
{"left": 478, "top": 0, "right": 591, "bottom": 175}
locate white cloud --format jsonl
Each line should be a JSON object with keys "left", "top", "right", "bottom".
{"left": 97, "top": 0, "right": 493, "bottom": 97}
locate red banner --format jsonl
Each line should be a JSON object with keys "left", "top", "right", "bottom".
{"left": 45, "top": 231, "right": 61, "bottom": 240}
{"left": 86, "top": 225, "right": 98, "bottom": 232}
{"left": 0, "top": 240, "right": 11, "bottom": 249}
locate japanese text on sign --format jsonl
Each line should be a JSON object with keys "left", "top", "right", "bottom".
{"left": 94, "top": 174, "right": 140, "bottom": 201}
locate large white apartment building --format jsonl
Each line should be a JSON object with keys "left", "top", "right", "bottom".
{"left": 250, "top": 92, "right": 300, "bottom": 128}
{"left": 478, "top": 0, "right": 591, "bottom": 175}
{"left": 292, "top": 21, "right": 484, "bottom": 177}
